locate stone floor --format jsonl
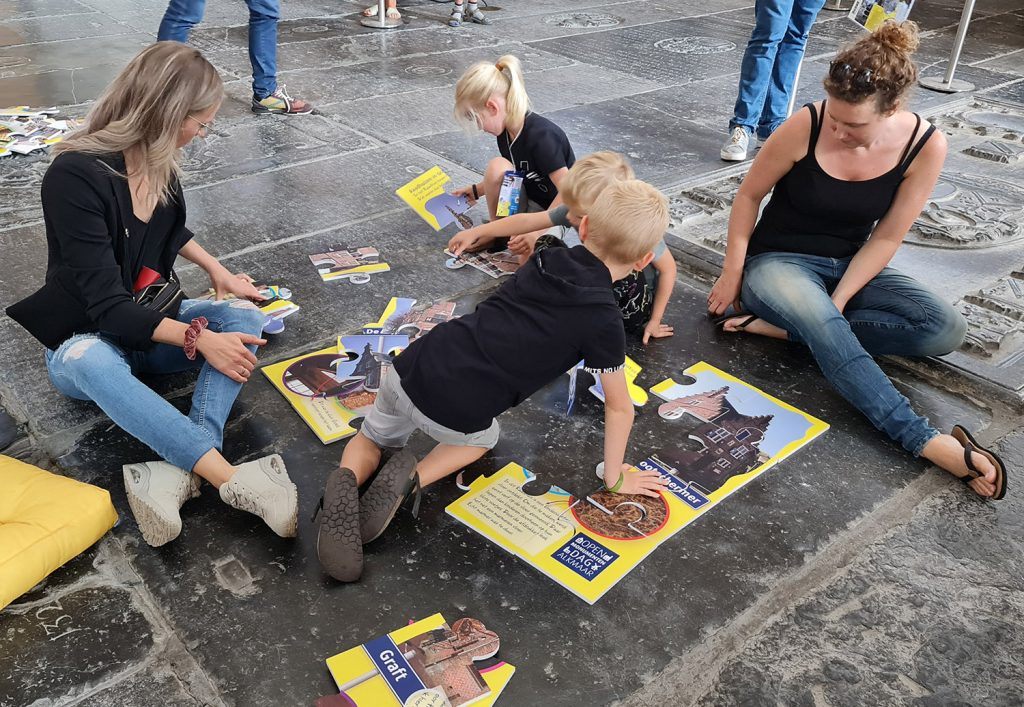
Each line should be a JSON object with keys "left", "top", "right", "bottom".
{"left": 1, "top": 1, "right": 1023, "bottom": 705}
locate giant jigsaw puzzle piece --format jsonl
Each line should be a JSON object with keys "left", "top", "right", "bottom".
{"left": 363, "top": 297, "right": 459, "bottom": 342}
{"left": 310, "top": 246, "right": 390, "bottom": 283}
{"left": 447, "top": 362, "right": 830, "bottom": 603}
{"left": 261, "top": 334, "right": 409, "bottom": 444}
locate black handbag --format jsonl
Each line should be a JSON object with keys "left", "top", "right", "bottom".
{"left": 134, "top": 270, "right": 185, "bottom": 317}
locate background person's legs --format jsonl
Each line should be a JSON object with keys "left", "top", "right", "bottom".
{"left": 244, "top": 0, "right": 280, "bottom": 99}
{"left": 157, "top": 0, "right": 208, "bottom": 42}
{"left": 757, "top": 0, "right": 826, "bottom": 139}
{"left": 730, "top": 0, "right": 795, "bottom": 136}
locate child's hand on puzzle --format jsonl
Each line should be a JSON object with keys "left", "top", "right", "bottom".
{"left": 452, "top": 185, "right": 479, "bottom": 207}
{"left": 508, "top": 233, "right": 540, "bottom": 259}
{"left": 448, "top": 228, "right": 486, "bottom": 256}
{"left": 605, "top": 464, "right": 669, "bottom": 498}
{"left": 642, "top": 318, "right": 674, "bottom": 345}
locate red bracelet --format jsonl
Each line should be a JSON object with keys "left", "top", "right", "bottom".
{"left": 183, "top": 316, "right": 208, "bottom": 361}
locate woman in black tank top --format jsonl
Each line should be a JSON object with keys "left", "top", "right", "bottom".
{"left": 706, "top": 22, "right": 1007, "bottom": 500}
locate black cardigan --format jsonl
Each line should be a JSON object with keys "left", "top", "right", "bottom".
{"left": 7, "top": 151, "right": 193, "bottom": 351}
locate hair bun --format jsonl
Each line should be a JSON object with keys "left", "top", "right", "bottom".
{"left": 871, "top": 20, "right": 920, "bottom": 56}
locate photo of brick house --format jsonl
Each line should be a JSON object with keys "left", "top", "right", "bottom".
{"left": 385, "top": 301, "right": 458, "bottom": 341}
{"left": 654, "top": 386, "right": 773, "bottom": 495}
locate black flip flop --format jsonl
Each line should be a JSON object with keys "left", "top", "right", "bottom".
{"left": 314, "top": 467, "right": 363, "bottom": 582}
{"left": 359, "top": 451, "right": 421, "bottom": 544}
{"left": 710, "top": 310, "right": 759, "bottom": 330}
{"left": 951, "top": 425, "right": 1008, "bottom": 500}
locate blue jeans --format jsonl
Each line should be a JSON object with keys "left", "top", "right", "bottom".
{"left": 158, "top": 0, "right": 279, "bottom": 99}
{"left": 730, "top": 0, "right": 826, "bottom": 139}
{"left": 45, "top": 299, "right": 265, "bottom": 472}
{"left": 741, "top": 252, "right": 967, "bottom": 456}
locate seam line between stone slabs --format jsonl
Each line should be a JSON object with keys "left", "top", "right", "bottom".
{"left": 614, "top": 470, "right": 952, "bottom": 707}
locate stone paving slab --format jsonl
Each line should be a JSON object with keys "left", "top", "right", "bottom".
{"left": 415, "top": 94, "right": 727, "bottom": 189}
{"left": 528, "top": 14, "right": 762, "bottom": 86}
{"left": 684, "top": 428, "right": 1024, "bottom": 706}
{"left": 0, "top": 32, "right": 154, "bottom": 78}
{"left": 0, "top": 0, "right": 94, "bottom": 21}
{"left": 0, "top": 12, "right": 134, "bottom": 48}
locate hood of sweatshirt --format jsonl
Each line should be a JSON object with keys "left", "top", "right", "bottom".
{"left": 510, "top": 244, "right": 614, "bottom": 306}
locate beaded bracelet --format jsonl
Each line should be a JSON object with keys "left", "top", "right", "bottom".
{"left": 183, "top": 316, "right": 209, "bottom": 361}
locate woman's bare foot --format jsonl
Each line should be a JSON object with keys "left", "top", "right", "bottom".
{"left": 721, "top": 315, "right": 788, "bottom": 340}
{"left": 921, "top": 433, "right": 997, "bottom": 497}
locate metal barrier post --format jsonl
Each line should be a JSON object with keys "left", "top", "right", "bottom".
{"left": 360, "top": 0, "right": 402, "bottom": 29}
{"left": 919, "top": 0, "right": 977, "bottom": 93}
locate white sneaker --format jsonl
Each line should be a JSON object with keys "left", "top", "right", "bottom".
{"left": 122, "top": 461, "right": 202, "bottom": 547}
{"left": 720, "top": 127, "right": 751, "bottom": 162}
{"left": 219, "top": 454, "right": 298, "bottom": 538}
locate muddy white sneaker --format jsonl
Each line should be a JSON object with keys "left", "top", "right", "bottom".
{"left": 122, "top": 461, "right": 202, "bottom": 547}
{"left": 219, "top": 454, "right": 298, "bottom": 537}
{"left": 720, "top": 126, "right": 751, "bottom": 161}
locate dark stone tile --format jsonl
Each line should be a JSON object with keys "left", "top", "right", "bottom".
{"left": 328, "top": 61, "right": 662, "bottom": 143}
{"left": 0, "top": 60, "right": 126, "bottom": 106}
{"left": 625, "top": 74, "right": 741, "bottom": 134}
{"left": 527, "top": 14, "right": 761, "bottom": 86}
{"left": 0, "top": 0, "right": 93, "bottom": 21}
{"left": 0, "top": 584, "right": 155, "bottom": 705}
{"left": 0, "top": 155, "right": 49, "bottom": 231}
{"left": 986, "top": 77, "right": 1024, "bottom": 104}
{"left": 0, "top": 32, "right": 152, "bottom": 78}
{"left": 0, "top": 13, "right": 132, "bottom": 48}
{"left": 218, "top": 41, "right": 576, "bottom": 109}
{"left": 0, "top": 224, "right": 48, "bottom": 311}
{"left": 83, "top": 663, "right": 203, "bottom": 707}
{"left": 51, "top": 276, "right": 988, "bottom": 706}
{"left": 691, "top": 428, "right": 1024, "bottom": 707}
{"left": 974, "top": 48, "right": 1024, "bottom": 77}
{"left": 415, "top": 95, "right": 728, "bottom": 189}
{"left": 180, "top": 143, "right": 480, "bottom": 258}
{"left": 913, "top": 11, "right": 1024, "bottom": 66}
{"left": 182, "top": 98, "right": 377, "bottom": 187}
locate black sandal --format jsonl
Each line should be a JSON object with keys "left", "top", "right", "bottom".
{"left": 950, "top": 425, "right": 1007, "bottom": 500}
{"left": 710, "top": 310, "right": 758, "bottom": 330}
{"left": 359, "top": 451, "right": 421, "bottom": 544}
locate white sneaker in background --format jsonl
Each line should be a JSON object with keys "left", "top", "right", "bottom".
{"left": 720, "top": 126, "right": 751, "bottom": 162}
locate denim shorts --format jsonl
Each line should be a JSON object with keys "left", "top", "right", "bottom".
{"left": 360, "top": 370, "right": 500, "bottom": 450}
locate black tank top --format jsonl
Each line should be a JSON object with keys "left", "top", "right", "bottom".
{"left": 748, "top": 101, "right": 936, "bottom": 259}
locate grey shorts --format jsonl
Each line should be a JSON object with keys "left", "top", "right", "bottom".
{"left": 360, "top": 369, "right": 500, "bottom": 450}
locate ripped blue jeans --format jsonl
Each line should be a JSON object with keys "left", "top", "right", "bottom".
{"left": 45, "top": 299, "right": 265, "bottom": 472}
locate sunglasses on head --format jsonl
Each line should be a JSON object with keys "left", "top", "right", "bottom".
{"left": 829, "top": 61, "right": 875, "bottom": 90}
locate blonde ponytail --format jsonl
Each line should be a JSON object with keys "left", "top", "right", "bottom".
{"left": 454, "top": 54, "right": 532, "bottom": 132}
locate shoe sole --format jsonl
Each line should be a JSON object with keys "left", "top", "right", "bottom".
{"left": 317, "top": 468, "right": 363, "bottom": 582}
{"left": 720, "top": 151, "right": 748, "bottom": 161}
{"left": 360, "top": 451, "right": 417, "bottom": 544}
{"left": 123, "top": 464, "right": 183, "bottom": 548}
{"left": 251, "top": 105, "right": 314, "bottom": 115}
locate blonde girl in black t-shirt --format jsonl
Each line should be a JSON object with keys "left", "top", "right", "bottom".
{"left": 452, "top": 55, "right": 576, "bottom": 226}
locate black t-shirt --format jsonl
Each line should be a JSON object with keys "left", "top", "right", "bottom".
{"left": 497, "top": 112, "right": 576, "bottom": 209}
{"left": 393, "top": 245, "right": 625, "bottom": 433}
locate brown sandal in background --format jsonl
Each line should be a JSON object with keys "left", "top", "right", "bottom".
{"left": 951, "top": 425, "right": 1008, "bottom": 500}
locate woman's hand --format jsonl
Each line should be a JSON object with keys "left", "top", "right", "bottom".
{"left": 707, "top": 268, "right": 743, "bottom": 316}
{"left": 196, "top": 330, "right": 266, "bottom": 383}
{"left": 452, "top": 184, "right": 480, "bottom": 207}
{"left": 212, "top": 269, "right": 264, "bottom": 302}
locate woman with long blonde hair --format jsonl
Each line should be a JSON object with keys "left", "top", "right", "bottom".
{"left": 452, "top": 55, "right": 576, "bottom": 257}
{"left": 7, "top": 42, "right": 299, "bottom": 546}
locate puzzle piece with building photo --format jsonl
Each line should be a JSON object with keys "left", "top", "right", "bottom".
{"left": 261, "top": 334, "right": 409, "bottom": 444}
{"left": 447, "top": 362, "right": 829, "bottom": 604}
{"left": 363, "top": 297, "right": 459, "bottom": 342}
{"left": 443, "top": 248, "right": 520, "bottom": 279}
{"left": 310, "top": 246, "right": 390, "bottom": 283}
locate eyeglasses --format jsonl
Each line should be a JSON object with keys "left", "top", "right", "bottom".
{"left": 187, "top": 114, "right": 214, "bottom": 136}
{"left": 829, "top": 61, "right": 875, "bottom": 90}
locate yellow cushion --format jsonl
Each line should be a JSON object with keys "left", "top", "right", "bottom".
{"left": 0, "top": 455, "right": 117, "bottom": 610}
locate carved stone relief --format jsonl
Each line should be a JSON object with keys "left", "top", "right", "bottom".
{"left": 665, "top": 175, "right": 744, "bottom": 253}
{"left": 907, "top": 174, "right": 1024, "bottom": 249}
{"left": 933, "top": 100, "right": 1024, "bottom": 142}
{"left": 956, "top": 272, "right": 1024, "bottom": 363}
{"left": 962, "top": 140, "right": 1024, "bottom": 164}
{"left": 654, "top": 37, "right": 737, "bottom": 55}
{"left": 544, "top": 12, "right": 622, "bottom": 29}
